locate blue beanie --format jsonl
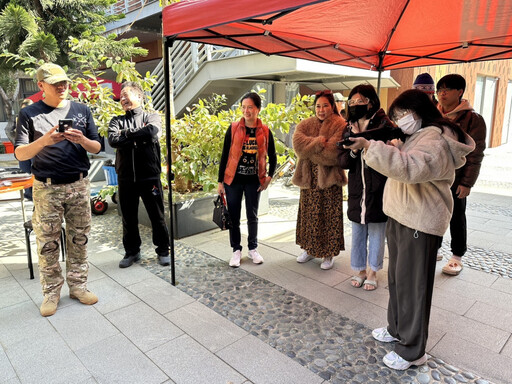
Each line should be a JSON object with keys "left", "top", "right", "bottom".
{"left": 413, "top": 73, "right": 435, "bottom": 94}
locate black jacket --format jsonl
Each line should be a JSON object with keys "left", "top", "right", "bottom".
{"left": 107, "top": 107, "right": 162, "bottom": 182}
{"left": 338, "top": 108, "right": 394, "bottom": 224}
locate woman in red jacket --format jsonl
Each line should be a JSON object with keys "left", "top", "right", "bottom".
{"left": 218, "top": 92, "right": 277, "bottom": 268}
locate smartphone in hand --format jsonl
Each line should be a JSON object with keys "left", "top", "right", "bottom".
{"left": 58, "top": 119, "right": 73, "bottom": 133}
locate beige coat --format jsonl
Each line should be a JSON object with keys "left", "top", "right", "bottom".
{"left": 292, "top": 114, "right": 347, "bottom": 189}
{"left": 364, "top": 126, "right": 475, "bottom": 236}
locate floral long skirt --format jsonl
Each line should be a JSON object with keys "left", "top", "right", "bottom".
{"left": 296, "top": 165, "right": 345, "bottom": 258}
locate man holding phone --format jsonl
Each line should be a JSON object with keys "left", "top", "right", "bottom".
{"left": 14, "top": 63, "right": 101, "bottom": 317}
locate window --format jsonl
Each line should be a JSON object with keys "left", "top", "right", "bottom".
{"left": 474, "top": 75, "right": 498, "bottom": 147}
{"left": 502, "top": 81, "right": 512, "bottom": 145}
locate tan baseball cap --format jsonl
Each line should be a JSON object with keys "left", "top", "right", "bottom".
{"left": 36, "top": 63, "right": 71, "bottom": 84}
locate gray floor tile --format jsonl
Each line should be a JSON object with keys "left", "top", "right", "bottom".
{"left": 86, "top": 263, "right": 108, "bottom": 282}
{"left": 216, "top": 334, "right": 323, "bottom": 384}
{"left": 7, "top": 331, "right": 91, "bottom": 384}
{"left": 0, "top": 346, "right": 17, "bottom": 382}
{"left": 0, "top": 301, "right": 51, "bottom": 348}
{"left": 438, "top": 277, "right": 512, "bottom": 311}
{"left": 48, "top": 304, "right": 119, "bottom": 351}
{"left": 491, "top": 277, "right": 512, "bottom": 295}
{"left": 465, "top": 301, "right": 512, "bottom": 333}
{"left": 280, "top": 258, "right": 351, "bottom": 287}
{"left": 85, "top": 276, "right": 140, "bottom": 314}
{"left": 95, "top": 259, "right": 156, "bottom": 286}
{"left": 88, "top": 249, "right": 124, "bottom": 266}
{"left": 3, "top": 378, "right": 21, "bottom": 384}
{"left": 105, "top": 301, "right": 183, "bottom": 352}
{"left": 502, "top": 337, "right": 512, "bottom": 359}
{"left": 166, "top": 301, "right": 247, "bottom": 352}
{"left": 333, "top": 276, "right": 391, "bottom": 308}
{"left": 430, "top": 306, "right": 510, "bottom": 353}
{"left": 0, "top": 264, "right": 11, "bottom": 279}
{"left": 126, "top": 275, "right": 195, "bottom": 314}
{"left": 76, "top": 333, "right": 168, "bottom": 384}
{"left": 430, "top": 333, "right": 512, "bottom": 384}
{"left": 453, "top": 266, "right": 499, "bottom": 287}
{"left": 0, "top": 276, "right": 31, "bottom": 309}
{"left": 147, "top": 334, "right": 246, "bottom": 384}
{"left": 431, "top": 288, "right": 476, "bottom": 316}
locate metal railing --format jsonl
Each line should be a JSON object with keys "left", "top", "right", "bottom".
{"left": 152, "top": 42, "right": 249, "bottom": 111}
{"left": 108, "top": 0, "right": 159, "bottom": 15}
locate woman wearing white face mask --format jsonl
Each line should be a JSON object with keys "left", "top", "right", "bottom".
{"left": 344, "top": 89, "right": 475, "bottom": 371}
{"left": 339, "top": 84, "right": 396, "bottom": 291}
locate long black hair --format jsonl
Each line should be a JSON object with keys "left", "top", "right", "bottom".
{"left": 388, "top": 89, "right": 465, "bottom": 142}
{"left": 347, "top": 84, "right": 380, "bottom": 122}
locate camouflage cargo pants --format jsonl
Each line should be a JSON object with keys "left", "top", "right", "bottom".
{"left": 32, "top": 177, "right": 91, "bottom": 296}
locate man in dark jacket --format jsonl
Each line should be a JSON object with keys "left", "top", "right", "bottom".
{"left": 436, "top": 74, "right": 486, "bottom": 276}
{"left": 108, "top": 82, "right": 170, "bottom": 268}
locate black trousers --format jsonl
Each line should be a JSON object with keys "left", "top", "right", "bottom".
{"left": 118, "top": 178, "right": 170, "bottom": 257}
{"left": 224, "top": 182, "right": 260, "bottom": 252}
{"left": 449, "top": 186, "right": 467, "bottom": 257}
{"left": 386, "top": 218, "right": 441, "bottom": 361}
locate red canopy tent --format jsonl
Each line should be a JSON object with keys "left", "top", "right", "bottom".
{"left": 161, "top": 0, "right": 512, "bottom": 284}
{"left": 163, "top": 0, "right": 512, "bottom": 87}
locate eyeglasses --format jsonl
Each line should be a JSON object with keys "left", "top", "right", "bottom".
{"left": 391, "top": 109, "right": 412, "bottom": 123}
{"left": 315, "top": 90, "right": 333, "bottom": 96}
{"left": 347, "top": 97, "right": 369, "bottom": 106}
{"left": 436, "top": 88, "right": 454, "bottom": 94}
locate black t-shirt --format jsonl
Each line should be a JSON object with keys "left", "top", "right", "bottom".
{"left": 217, "top": 125, "right": 277, "bottom": 185}
{"left": 234, "top": 126, "right": 258, "bottom": 184}
{"left": 15, "top": 100, "right": 99, "bottom": 179}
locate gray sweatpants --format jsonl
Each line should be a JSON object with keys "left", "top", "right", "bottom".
{"left": 385, "top": 218, "right": 441, "bottom": 361}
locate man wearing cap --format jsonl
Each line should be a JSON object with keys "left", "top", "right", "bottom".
{"left": 14, "top": 63, "right": 101, "bottom": 317}
{"left": 435, "top": 73, "right": 486, "bottom": 276}
{"left": 333, "top": 92, "right": 347, "bottom": 119}
{"left": 412, "top": 73, "right": 437, "bottom": 105}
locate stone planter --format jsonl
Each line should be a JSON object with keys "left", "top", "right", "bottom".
{"left": 136, "top": 188, "right": 269, "bottom": 239}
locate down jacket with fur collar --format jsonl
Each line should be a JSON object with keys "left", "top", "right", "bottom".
{"left": 364, "top": 126, "right": 475, "bottom": 236}
{"left": 292, "top": 114, "right": 347, "bottom": 189}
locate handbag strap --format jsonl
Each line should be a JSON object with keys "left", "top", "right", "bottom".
{"left": 220, "top": 192, "right": 228, "bottom": 207}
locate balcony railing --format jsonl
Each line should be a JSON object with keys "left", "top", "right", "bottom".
{"left": 151, "top": 42, "right": 249, "bottom": 111}
{"left": 109, "top": 0, "right": 159, "bottom": 15}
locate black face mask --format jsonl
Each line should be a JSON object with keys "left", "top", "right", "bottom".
{"left": 349, "top": 105, "right": 368, "bottom": 121}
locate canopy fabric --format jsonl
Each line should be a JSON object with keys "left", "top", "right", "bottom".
{"left": 162, "top": 0, "right": 512, "bottom": 71}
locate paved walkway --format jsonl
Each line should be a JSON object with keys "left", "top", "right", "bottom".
{"left": 0, "top": 144, "right": 511, "bottom": 384}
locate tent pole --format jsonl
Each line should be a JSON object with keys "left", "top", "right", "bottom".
{"left": 377, "top": 71, "right": 382, "bottom": 94}
{"left": 164, "top": 37, "right": 176, "bottom": 286}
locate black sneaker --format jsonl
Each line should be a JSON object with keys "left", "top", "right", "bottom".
{"left": 119, "top": 252, "right": 141, "bottom": 268}
{"left": 158, "top": 254, "right": 170, "bottom": 266}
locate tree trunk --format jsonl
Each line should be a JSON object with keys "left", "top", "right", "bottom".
{"left": 0, "top": 83, "right": 18, "bottom": 143}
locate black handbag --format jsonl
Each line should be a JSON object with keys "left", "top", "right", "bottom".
{"left": 213, "top": 194, "right": 232, "bottom": 230}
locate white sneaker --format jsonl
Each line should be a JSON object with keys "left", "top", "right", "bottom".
{"left": 320, "top": 256, "right": 334, "bottom": 270}
{"left": 229, "top": 250, "right": 241, "bottom": 267}
{"left": 297, "top": 250, "right": 313, "bottom": 263}
{"left": 248, "top": 249, "right": 264, "bottom": 264}
{"left": 372, "top": 327, "right": 399, "bottom": 343}
{"left": 383, "top": 351, "right": 427, "bottom": 370}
